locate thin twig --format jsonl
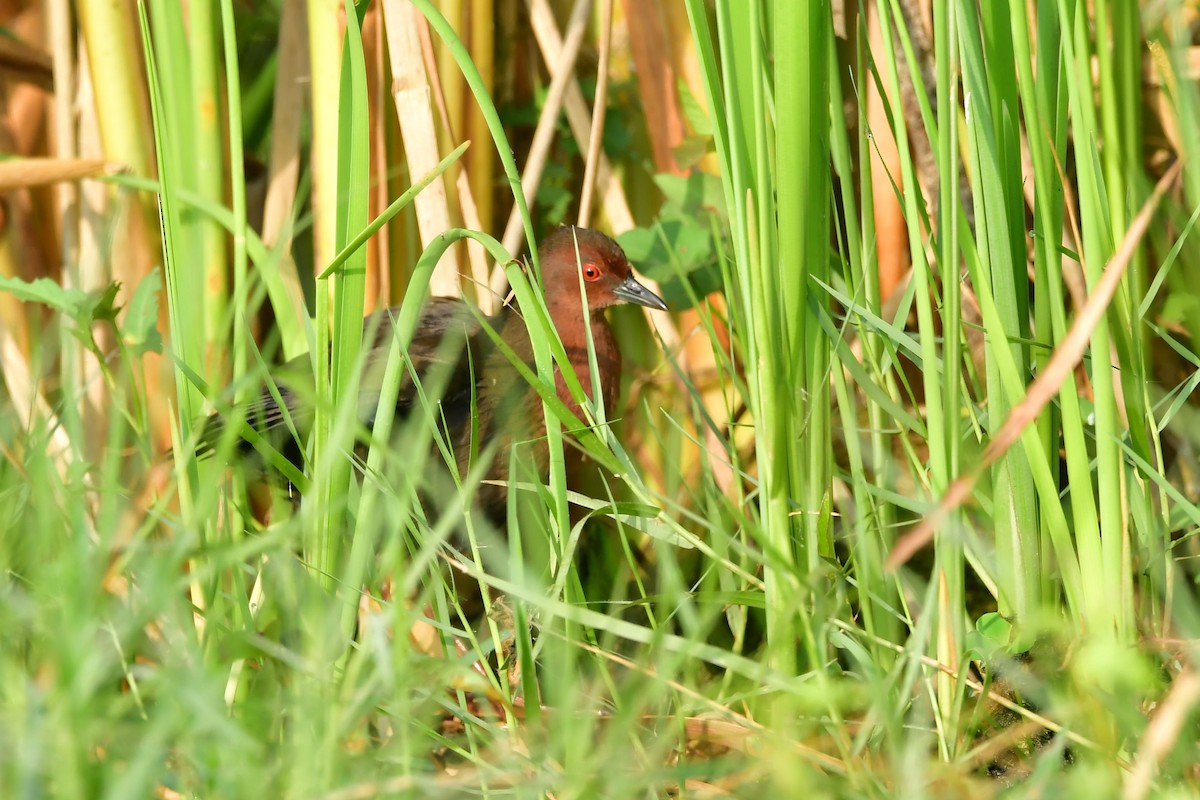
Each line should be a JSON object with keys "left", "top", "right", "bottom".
{"left": 501, "top": 0, "right": 593, "bottom": 258}
{"left": 578, "top": 0, "right": 613, "bottom": 228}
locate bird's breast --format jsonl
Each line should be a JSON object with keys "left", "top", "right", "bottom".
{"left": 556, "top": 319, "right": 621, "bottom": 422}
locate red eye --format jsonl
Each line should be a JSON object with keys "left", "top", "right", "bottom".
{"left": 583, "top": 262, "right": 602, "bottom": 282}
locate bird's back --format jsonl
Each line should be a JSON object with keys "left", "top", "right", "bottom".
{"left": 198, "top": 297, "right": 497, "bottom": 469}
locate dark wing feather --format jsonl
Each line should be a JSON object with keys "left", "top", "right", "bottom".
{"left": 357, "top": 298, "right": 491, "bottom": 426}
{"left": 198, "top": 297, "right": 501, "bottom": 478}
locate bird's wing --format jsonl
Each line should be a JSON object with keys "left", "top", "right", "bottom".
{"left": 197, "top": 298, "right": 500, "bottom": 464}
{"left": 195, "top": 355, "right": 313, "bottom": 459}
{"left": 358, "top": 299, "right": 485, "bottom": 421}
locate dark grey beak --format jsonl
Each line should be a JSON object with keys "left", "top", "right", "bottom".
{"left": 612, "top": 272, "right": 668, "bottom": 311}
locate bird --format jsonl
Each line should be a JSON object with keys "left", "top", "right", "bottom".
{"left": 201, "top": 226, "right": 667, "bottom": 521}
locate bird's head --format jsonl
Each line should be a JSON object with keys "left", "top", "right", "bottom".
{"left": 538, "top": 226, "right": 668, "bottom": 313}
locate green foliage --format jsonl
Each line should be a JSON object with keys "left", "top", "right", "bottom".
{"left": 618, "top": 171, "right": 726, "bottom": 309}
{"left": 0, "top": 271, "right": 162, "bottom": 357}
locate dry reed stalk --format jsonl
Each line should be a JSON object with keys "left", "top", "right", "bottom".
{"left": 465, "top": 0, "right": 495, "bottom": 239}
{"left": 0, "top": 12, "right": 43, "bottom": 461}
{"left": 260, "top": 0, "right": 310, "bottom": 355}
{"left": 47, "top": 0, "right": 106, "bottom": 457}
{"left": 381, "top": 0, "right": 461, "bottom": 297}
{"left": 0, "top": 157, "right": 114, "bottom": 190}
{"left": 413, "top": 13, "right": 493, "bottom": 311}
{"left": 452, "top": 167, "right": 493, "bottom": 310}
{"left": 73, "top": 37, "right": 112, "bottom": 455}
{"left": 577, "top": 0, "right": 614, "bottom": 228}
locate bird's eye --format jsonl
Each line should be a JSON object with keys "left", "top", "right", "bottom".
{"left": 583, "top": 262, "right": 602, "bottom": 282}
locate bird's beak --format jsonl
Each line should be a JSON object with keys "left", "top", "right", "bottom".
{"left": 612, "top": 272, "right": 668, "bottom": 311}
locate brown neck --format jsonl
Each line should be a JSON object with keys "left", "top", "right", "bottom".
{"left": 544, "top": 294, "right": 620, "bottom": 421}
{"left": 544, "top": 286, "right": 585, "bottom": 335}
